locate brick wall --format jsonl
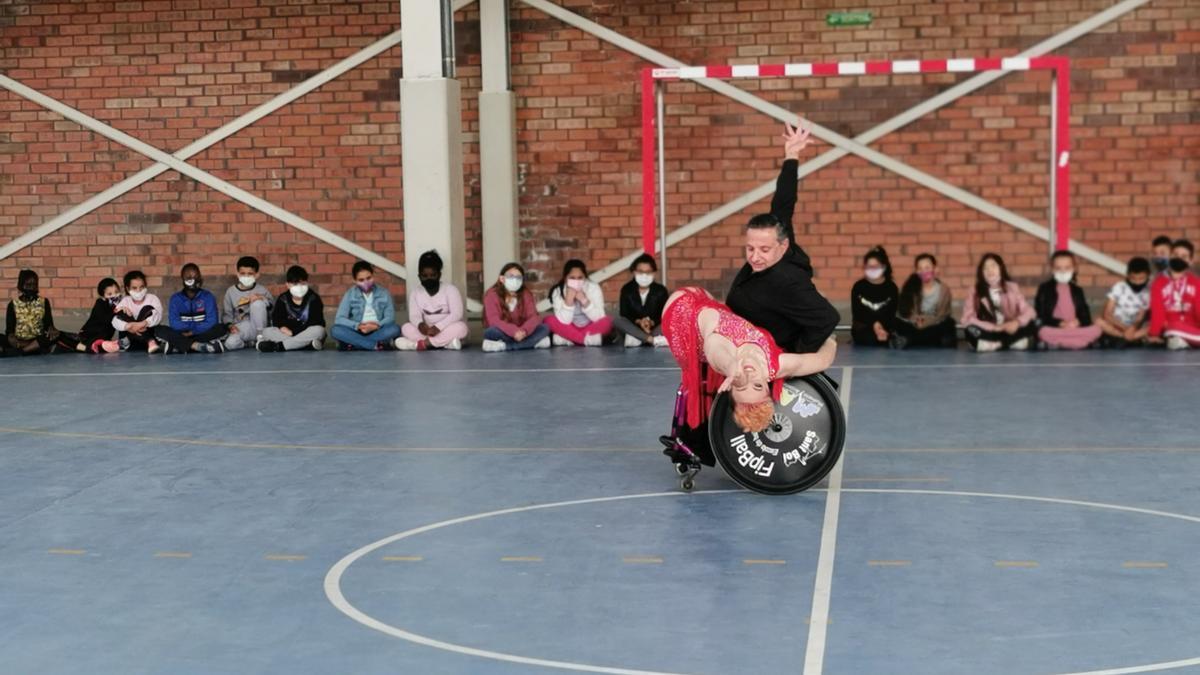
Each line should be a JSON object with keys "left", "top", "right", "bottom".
{"left": 1, "top": 0, "right": 1197, "bottom": 314}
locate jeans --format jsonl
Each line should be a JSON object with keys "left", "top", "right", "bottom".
{"left": 331, "top": 322, "right": 401, "bottom": 350}
{"left": 482, "top": 324, "right": 551, "bottom": 351}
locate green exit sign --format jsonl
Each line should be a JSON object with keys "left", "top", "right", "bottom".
{"left": 826, "top": 11, "right": 872, "bottom": 26}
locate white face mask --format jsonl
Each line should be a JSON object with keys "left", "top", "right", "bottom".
{"left": 238, "top": 275, "right": 256, "bottom": 288}
{"left": 130, "top": 289, "right": 147, "bottom": 302}
{"left": 503, "top": 276, "right": 523, "bottom": 293}
{"left": 289, "top": 284, "right": 308, "bottom": 299}
{"left": 566, "top": 278, "right": 584, "bottom": 291}
{"left": 864, "top": 267, "right": 885, "bottom": 281}
{"left": 634, "top": 273, "right": 654, "bottom": 288}
{"left": 1053, "top": 271, "right": 1074, "bottom": 285}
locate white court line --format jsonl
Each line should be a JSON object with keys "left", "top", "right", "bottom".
{"left": 803, "top": 367, "right": 852, "bottom": 675}
{"left": 1, "top": 360, "right": 1197, "bottom": 379}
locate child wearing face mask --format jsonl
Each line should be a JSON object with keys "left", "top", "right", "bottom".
{"left": 154, "top": 263, "right": 229, "bottom": 354}
{"left": 1151, "top": 235, "right": 1174, "bottom": 279}
{"left": 112, "top": 270, "right": 164, "bottom": 353}
{"left": 71, "top": 277, "right": 122, "bottom": 353}
{"left": 1097, "top": 257, "right": 1152, "bottom": 348}
{"left": 331, "top": 260, "right": 401, "bottom": 351}
{"left": 1035, "top": 250, "right": 1103, "bottom": 350}
{"left": 962, "top": 253, "right": 1037, "bottom": 352}
{"left": 395, "top": 250, "right": 468, "bottom": 351}
{"left": 481, "top": 262, "right": 551, "bottom": 352}
{"left": 257, "top": 265, "right": 326, "bottom": 352}
{"left": 221, "top": 255, "right": 274, "bottom": 351}
{"left": 614, "top": 253, "right": 670, "bottom": 348}
{"left": 545, "top": 258, "right": 612, "bottom": 346}
{"left": 850, "top": 246, "right": 899, "bottom": 347}
{"left": 3, "top": 269, "right": 64, "bottom": 356}
{"left": 892, "top": 253, "right": 956, "bottom": 349}
{"left": 1148, "top": 238, "right": 1200, "bottom": 350}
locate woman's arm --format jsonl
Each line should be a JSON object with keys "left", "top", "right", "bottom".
{"left": 777, "top": 337, "right": 837, "bottom": 379}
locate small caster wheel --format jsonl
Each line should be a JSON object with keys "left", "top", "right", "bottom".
{"left": 681, "top": 478, "right": 695, "bottom": 492}
{"left": 675, "top": 463, "right": 689, "bottom": 476}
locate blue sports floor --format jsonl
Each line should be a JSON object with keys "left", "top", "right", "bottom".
{"left": 1, "top": 347, "right": 1198, "bottom": 675}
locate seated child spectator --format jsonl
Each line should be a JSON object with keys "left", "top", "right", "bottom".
{"left": 1035, "top": 250, "right": 1103, "bottom": 350}
{"left": 892, "top": 253, "right": 956, "bottom": 349}
{"left": 850, "top": 246, "right": 898, "bottom": 347}
{"left": 257, "top": 265, "right": 326, "bottom": 352}
{"left": 3, "top": 269, "right": 64, "bottom": 356}
{"left": 962, "top": 253, "right": 1037, "bottom": 352}
{"left": 73, "top": 277, "right": 122, "bottom": 353}
{"left": 395, "top": 250, "right": 468, "bottom": 351}
{"left": 222, "top": 255, "right": 274, "bottom": 350}
{"left": 545, "top": 258, "right": 612, "bottom": 346}
{"left": 613, "top": 253, "right": 669, "bottom": 348}
{"left": 113, "top": 270, "right": 164, "bottom": 353}
{"left": 481, "top": 262, "right": 551, "bottom": 352}
{"left": 1149, "top": 239, "right": 1200, "bottom": 350}
{"left": 1097, "top": 257, "right": 1151, "bottom": 348}
{"left": 1151, "top": 235, "right": 1173, "bottom": 278}
{"left": 331, "top": 261, "right": 401, "bottom": 351}
{"left": 154, "top": 263, "right": 229, "bottom": 354}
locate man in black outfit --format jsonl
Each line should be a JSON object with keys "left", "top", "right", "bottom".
{"left": 725, "top": 122, "right": 841, "bottom": 355}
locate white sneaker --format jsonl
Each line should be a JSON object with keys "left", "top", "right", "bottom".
{"left": 1010, "top": 337, "right": 1030, "bottom": 351}
{"left": 975, "top": 339, "right": 1001, "bottom": 353}
{"left": 534, "top": 336, "right": 551, "bottom": 349}
{"left": 552, "top": 335, "right": 572, "bottom": 347}
{"left": 584, "top": 333, "right": 603, "bottom": 347}
{"left": 624, "top": 334, "right": 643, "bottom": 348}
{"left": 482, "top": 339, "right": 507, "bottom": 353}
{"left": 446, "top": 338, "right": 462, "bottom": 351}
{"left": 653, "top": 335, "right": 669, "bottom": 348}
{"left": 393, "top": 337, "right": 418, "bottom": 351}
{"left": 311, "top": 338, "right": 324, "bottom": 351}
{"left": 1167, "top": 336, "right": 1189, "bottom": 351}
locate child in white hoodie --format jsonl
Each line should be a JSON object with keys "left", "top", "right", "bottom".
{"left": 544, "top": 258, "right": 612, "bottom": 346}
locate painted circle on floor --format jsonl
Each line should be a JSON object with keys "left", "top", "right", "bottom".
{"left": 324, "top": 489, "right": 1200, "bottom": 675}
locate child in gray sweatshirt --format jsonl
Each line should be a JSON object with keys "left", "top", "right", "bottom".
{"left": 222, "top": 255, "right": 274, "bottom": 350}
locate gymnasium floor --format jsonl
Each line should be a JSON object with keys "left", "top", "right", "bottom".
{"left": 1, "top": 346, "right": 1198, "bottom": 675}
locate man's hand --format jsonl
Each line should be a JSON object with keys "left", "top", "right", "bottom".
{"left": 782, "top": 119, "right": 814, "bottom": 160}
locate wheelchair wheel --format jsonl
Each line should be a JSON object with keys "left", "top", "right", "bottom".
{"left": 707, "top": 372, "right": 845, "bottom": 495}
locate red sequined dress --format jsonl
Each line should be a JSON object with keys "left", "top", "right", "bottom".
{"left": 661, "top": 287, "right": 784, "bottom": 428}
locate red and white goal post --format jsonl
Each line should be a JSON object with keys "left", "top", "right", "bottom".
{"left": 640, "top": 56, "right": 1071, "bottom": 282}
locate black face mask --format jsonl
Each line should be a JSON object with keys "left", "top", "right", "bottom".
{"left": 1153, "top": 257, "right": 1169, "bottom": 271}
{"left": 1127, "top": 281, "right": 1147, "bottom": 293}
{"left": 1169, "top": 258, "right": 1190, "bottom": 273}
{"left": 420, "top": 278, "right": 440, "bottom": 294}
{"left": 19, "top": 285, "right": 38, "bottom": 301}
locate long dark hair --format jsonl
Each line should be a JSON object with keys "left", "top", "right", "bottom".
{"left": 974, "top": 252, "right": 1011, "bottom": 323}
{"left": 863, "top": 245, "right": 893, "bottom": 282}
{"left": 549, "top": 258, "right": 587, "bottom": 303}
{"left": 898, "top": 253, "right": 936, "bottom": 318}
{"left": 491, "top": 262, "right": 527, "bottom": 325}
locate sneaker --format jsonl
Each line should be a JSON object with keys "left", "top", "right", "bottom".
{"left": 1167, "top": 336, "right": 1189, "bottom": 351}
{"left": 393, "top": 337, "right": 418, "bottom": 351}
{"left": 211, "top": 339, "right": 226, "bottom": 354}
{"left": 118, "top": 337, "right": 131, "bottom": 352}
{"left": 482, "top": 339, "right": 506, "bottom": 353}
{"left": 584, "top": 333, "right": 603, "bottom": 347}
{"left": 147, "top": 339, "right": 161, "bottom": 354}
{"left": 534, "top": 336, "right": 551, "bottom": 349}
{"left": 100, "top": 340, "right": 120, "bottom": 354}
{"left": 311, "top": 338, "right": 324, "bottom": 351}
{"left": 445, "top": 338, "right": 462, "bottom": 351}
{"left": 1010, "top": 337, "right": 1030, "bottom": 351}
{"left": 194, "top": 342, "right": 216, "bottom": 354}
{"left": 552, "top": 335, "right": 572, "bottom": 347}
{"left": 337, "top": 342, "right": 354, "bottom": 352}
{"left": 623, "top": 334, "right": 643, "bottom": 348}
{"left": 653, "top": 335, "right": 669, "bottom": 348}
{"left": 887, "top": 333, "right": 908, "bottom": 350}
{"left": 975, "top": 339, "right": 1001, "bottom": 353}
{"left": 256, "top": 340, "right": 278, "bottom": 353}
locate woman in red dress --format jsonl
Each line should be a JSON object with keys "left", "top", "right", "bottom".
{"left": 662, "top": 287, "right": 837, "bottom": 433}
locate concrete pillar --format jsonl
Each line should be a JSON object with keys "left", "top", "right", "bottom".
{"left": 400, "top": 0, "right": 466, "bottom": 292}
{"left": 478, "top": 0, "right": 520, "bottom": 283}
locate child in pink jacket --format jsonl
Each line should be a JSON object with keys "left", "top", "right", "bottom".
{"left": 395, "top": 250, "right": 469, "bottom": 351}
{"left": 961, "top": 253, "right": 1037, "bottom": 352}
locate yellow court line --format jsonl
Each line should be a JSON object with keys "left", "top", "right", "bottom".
{"left": 265, "top": 554, "right": 307, "bottom": 561}
{"left": 154, "top": 552, "right": 192, "bottom": 559}
{"left": 868, "top": 560, "right": 912, "bottom": 567}
{"left": 622, "top": 556, "right": 664, "bottom": 564}
{"left": 1122, "top": 561, "right": 1168, "bottom": 569}
{"left": 500, "top": 556, "right": 543, "bottom": 562}
{"left": 48, "top": 548, "right": 86, "bottom": 555}
{"left": 743, "top": 559, "right": 787, "bottom": 565}
{"left": 382, "top": 556, "right": 424, "bottom": 562}
{"left": 995, "top": 561, "right": 1039, "bottom": 568}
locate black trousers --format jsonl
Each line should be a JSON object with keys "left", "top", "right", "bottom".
{"left": 154, "top": 324, "right": 229, "bottom": 353}
{"left": 116, "top": 307, "right": 158, "bottom": 351}
{"left": 964, "top": 322, "right": 1038, "bottom": 350}
{"left": 894, "top": 317, "right": 958, "bottom": 348}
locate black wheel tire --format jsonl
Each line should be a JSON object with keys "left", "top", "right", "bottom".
{"left": 681, "top": 479, "right": 695, "bottom": 492}
{"left": 707, "top": 372, "right": 846, "bottom": 495}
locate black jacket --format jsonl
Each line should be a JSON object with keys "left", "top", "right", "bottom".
{"left": 271, "top": 291, "right": 326, "bottom": 333}
{"left": 850, "top": 279, "right": 899, "bottom": 332}
{"left": 619, "top": 280, "right": 669, "bottom": 326}
{"left": 1035, "top": 280, "right": 1092, "bottom": 328}
{"left": 79, "top": 298, "right": 117, "bottom": 342}
{"left": 726, "top": 159, "right": 840, "bottom": 353}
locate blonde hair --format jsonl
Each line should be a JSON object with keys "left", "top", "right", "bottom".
{"left": 732, "top": 400, "right": 775, "bottom": 434}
